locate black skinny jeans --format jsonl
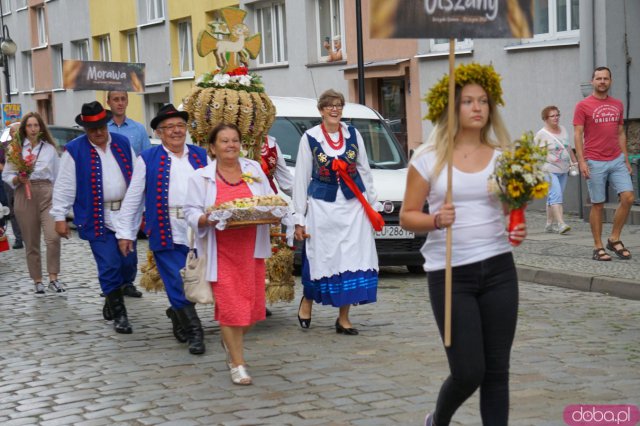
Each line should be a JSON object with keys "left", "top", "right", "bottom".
{"left": 427, "top": 252, "right": 519, "bottom": 426}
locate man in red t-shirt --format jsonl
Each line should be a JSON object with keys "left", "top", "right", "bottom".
{"left": 573, "top": 66, "right": 635, "bottom": 261}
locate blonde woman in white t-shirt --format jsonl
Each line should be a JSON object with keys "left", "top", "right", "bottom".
{"left": 399, "top": 64, "right": 526, "bottom": 426}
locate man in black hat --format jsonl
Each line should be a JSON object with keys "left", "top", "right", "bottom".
{"left": 51, "top": 101, "right": 140, "bottom": 334}
{"left": 116, "top": 104, "right": 209, "bottom": 355}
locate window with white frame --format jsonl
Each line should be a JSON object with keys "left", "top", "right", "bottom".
{"left": 36, "top": 6, "right": 47, "bottom": 46}
{"left": 24, "top": 52, "right": 34, "bottom": 90}
{"left": 147, "top": 0, "right": 163, "bottom": 22}
{"left": 429, "top": 38, "right": 473, "bottom": 53}
{"left": 52, "top": 45, "right": 63, "bottom": 88}
{"left": 8, "top": 56, "right": 17, "bottom": 92}
{"left": 126, "top": 31, "right": 139, "bottom": 62}
{"left": 72, "top": 39, "right": 89, "bottom": 60}
{"left": 255, "top": 1, "right": 287, "bottom": 66}
{"left": 98, "top": 35, "right": 111, "bottom": 61}
{"left": 533, "top": 0, "right": 579, "bottom": 39}
{"left": 16, "top": 0, "right": 27, "bottom": 8}
{"left": 177, "top": 20, "right": 193, "bottom": 75}
{"left": 316, "top": 0, "right": 343, "bottom": 62}
{"left": 1, "top": 0, "right": 10, "bottom": 15}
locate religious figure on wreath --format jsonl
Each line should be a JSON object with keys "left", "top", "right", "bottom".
{"left": 197, "top": 7, "right": 261, "bottom": 74}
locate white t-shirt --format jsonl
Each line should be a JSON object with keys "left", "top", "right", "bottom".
{"left": 535, "top": 125, "right": 572, "bottom": 174}
{"left": 411, "top": 149, "right": 512, "bottom": 272}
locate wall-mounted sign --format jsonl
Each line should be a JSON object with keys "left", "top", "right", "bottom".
{"left": 370, "top": 0, "right": 534, "bottom": 39}
{"left": 2, "top": 103, "right": 22, "bottom": 128}
{"left": 63, "top": 60, "right": 145, "bottom": 92}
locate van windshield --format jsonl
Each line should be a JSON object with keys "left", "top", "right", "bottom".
{"left": 269, "top": 117, "right": 407, "bottom": 170}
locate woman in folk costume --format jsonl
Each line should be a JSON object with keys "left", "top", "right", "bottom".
{"left": 260, "top": 134, "right": 293, "bottom": 317}
{"left": 184, "top": 124, "right": 274, "bottom": 385}
{"left": 261, "top": 135, "right": 293, "bottom": 197}
{"left": 3, "top": 112, "right": 62, "bottom": 294}
{"left": 399, "top": 64, "right": 526, "bottom": 426}
{"left": 294, "top": 89, "right": 382, "bottom": 336}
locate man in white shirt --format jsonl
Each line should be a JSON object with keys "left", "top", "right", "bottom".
{"left": 51, "top": 101, "right": 139, "bottom": 334}
{"left": 116, "top": 104, "right": 209, "bottom": 355}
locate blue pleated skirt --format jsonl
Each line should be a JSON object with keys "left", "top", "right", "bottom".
{"left": 301, "top": 244, "right": 378, "bottom": 307}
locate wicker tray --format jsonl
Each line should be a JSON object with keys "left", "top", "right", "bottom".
{"left": 208, "top": 205, "right": 288, "bottom": 228}
{"left": 226, "top": 218, "right": 281, "bottom": 228}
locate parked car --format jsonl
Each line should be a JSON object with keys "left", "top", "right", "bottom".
{"left": 49, "top": 125, "right": 85, "bottom": 154}
{"left": 268, "top": 96, "right": 427, "bottom": 273}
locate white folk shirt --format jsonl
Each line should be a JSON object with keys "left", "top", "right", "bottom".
{"left": 292, "top": 122, "right": 379, "bottom": 227}
{"left": 2, "top": 140, "right": 59, "bottom": 189}
{"left": 50, "top": 135, "right": 137, "bottom": 235}
{"left": 116, "top": 144, "right": 196, "bottom": 246}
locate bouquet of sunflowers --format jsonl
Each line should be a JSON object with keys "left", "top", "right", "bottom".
{"left": 489, "top": 132, "right": 548, "bottom": 245}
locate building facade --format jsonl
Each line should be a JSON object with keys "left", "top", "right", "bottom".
{"left": 1, "top": 0, "right": 638, "bottom": 214}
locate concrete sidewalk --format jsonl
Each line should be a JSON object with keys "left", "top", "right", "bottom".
{"left": 514, "top": 208, "right": 640, "bottom": 300}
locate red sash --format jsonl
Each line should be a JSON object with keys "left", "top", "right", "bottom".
{"left": 331, "top": 158, "right": 385, "bottom": 232}
{"left": 261, "top": 138, "right": 278, "bottom": 193}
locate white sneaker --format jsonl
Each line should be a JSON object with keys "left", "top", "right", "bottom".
{"left": 557, "top": 223, "right": 571, "bottom": 234}
{"left": 544, "top": 223, "right": 558, "bottom": 233}
{"left": 34, "top": 282, "right": 46, "bottom": 295}
{"left": 48, "top": 280, "right": 66, "bottom": 293}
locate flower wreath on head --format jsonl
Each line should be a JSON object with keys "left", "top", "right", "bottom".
{"left": 424, "top": 63, "right": 505, "bottom": 123}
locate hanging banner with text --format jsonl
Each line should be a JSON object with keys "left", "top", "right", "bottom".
{"left": 370, "top": 0, "right": 534, "bottom": 39}
{"left": 63, "top": 60, "right": 145, "bottom": 92}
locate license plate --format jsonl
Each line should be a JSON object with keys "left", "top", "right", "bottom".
{"left": 374, "top": 225, "right": 415, "bottom": 239}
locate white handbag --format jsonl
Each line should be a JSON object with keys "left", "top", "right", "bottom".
{"left": 181, "top": 229, "right": 214, "bottom": 305}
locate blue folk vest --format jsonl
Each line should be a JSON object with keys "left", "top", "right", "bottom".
{"left": 140, "top": 144, "right": 207, "bottom": 251}
{"left": 307, "top": 125, "right": 366, "bottom": 202}
{"left": 65, "top": 133, "right": 133, "bottom": 241}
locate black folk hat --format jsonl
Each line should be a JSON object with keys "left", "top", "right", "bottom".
{"left": 150, "top": 103, "right": 189, "bottom": 130}
{"left": 75, "top": 101, "right": 113, "bottom": 128}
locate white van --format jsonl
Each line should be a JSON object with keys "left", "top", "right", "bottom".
{"left": 268, "top": 96, "right": 427, "bottom": 273}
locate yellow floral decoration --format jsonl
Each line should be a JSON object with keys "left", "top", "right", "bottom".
{"left": 424, "top": 63, "right": 505, "bottom": 123}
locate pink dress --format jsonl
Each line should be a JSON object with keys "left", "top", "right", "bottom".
{"left": 211, "top": 178, "right": 266, "bottom": 326}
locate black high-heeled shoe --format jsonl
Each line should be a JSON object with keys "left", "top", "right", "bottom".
{"left": 335, "top": 318, "right": 359, "bottom": 335}
{"left": 297, "top": 297, "right": 311, "bottom": 329}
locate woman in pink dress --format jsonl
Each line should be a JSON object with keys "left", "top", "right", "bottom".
{"left": 184, "top": 124, "right": 274, "bottom": 386}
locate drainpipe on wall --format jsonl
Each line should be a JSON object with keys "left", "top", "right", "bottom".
{"left": 355, "top": 0, "right": 365, "bottom": 105}
{"left": 579, "top": 0, "right": 595, "bottom": 97}
{"left": 577, "top": 0, "right": 595, "bottom": 219}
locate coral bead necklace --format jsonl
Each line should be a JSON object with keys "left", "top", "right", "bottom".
{"left": 216, "top": 169, "right": 244, "bottom": 187}
{"left": 321, "top": 123, "right": 344, "bottom": 150}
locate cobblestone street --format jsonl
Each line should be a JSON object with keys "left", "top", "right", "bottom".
{"left": 1, "top": 233, "right": 639, "bottom": 425}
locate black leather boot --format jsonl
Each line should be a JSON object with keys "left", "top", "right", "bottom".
{"left": 102, "top": 300, "right": 112, "bottom": 320}
{"left": 166, "top": 307, "right": 188, "bottom": 343}
{"left": 105, "top": 289, "right": 133, "bottom": 334}
{"left": 176, "top": 304, "right": 205, "bottom": 354}
{"left": 122, "top": 283, "right": 143, "bottom": 298}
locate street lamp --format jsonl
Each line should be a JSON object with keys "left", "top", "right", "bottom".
{"left": 0, "top": 2, "right": 17, "bottom": 103}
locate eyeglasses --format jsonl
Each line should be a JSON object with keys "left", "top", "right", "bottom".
{"left": 546, "top": 114, "right": 561, "bottom": 119}
{"left": 158, "top": 123, "right": 187, "bottom": 131}
{"left": 324, "top": 104, "right": 344, "bottom": 111}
